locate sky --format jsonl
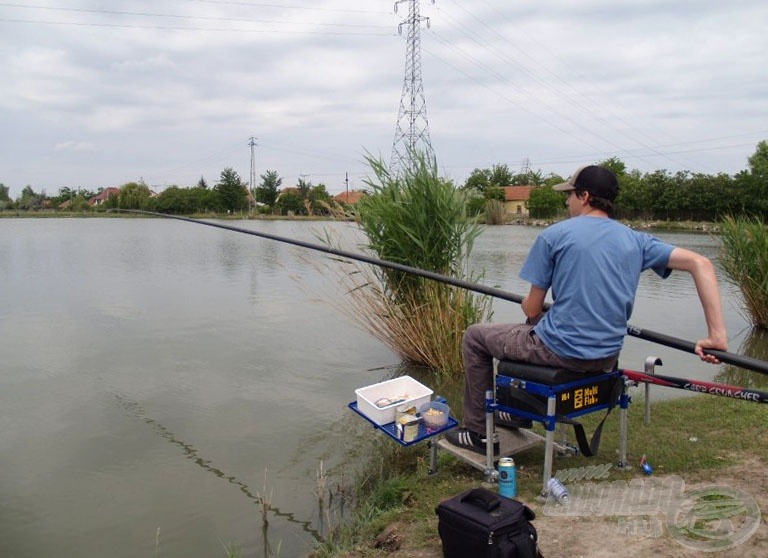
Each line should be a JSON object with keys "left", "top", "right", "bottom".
{"left": 1, "top": 0, "right": 766, "bottom": 199}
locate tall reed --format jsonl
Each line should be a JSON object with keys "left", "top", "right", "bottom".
{"left": 719, "top": 215, "right": 768, "bottom": 328}
{"left": 484, "top": 199, "right": 507, "bottom": 225}
{"left": 326, "top": 152, "right": 492, "bottom": 377}
{"left": 318, "top": 262, "right": 489, "bottom": 374}
{"left": 356, "top": 153, "right": 482, "bottom": 300}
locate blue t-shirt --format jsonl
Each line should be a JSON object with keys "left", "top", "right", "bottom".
{"left": 520, "top": 216, "right": 674, "bottom": 360}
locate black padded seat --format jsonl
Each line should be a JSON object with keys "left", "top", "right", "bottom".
{"left": 497, "top": 360, "right": 609, "bottom": 385}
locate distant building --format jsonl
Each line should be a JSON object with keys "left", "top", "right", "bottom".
{"left": 503, "top": 185, "right": 533, "bottom": 216}
{"left": 88, "top": 187, "right": 121, "bottom": 206}
{"left": 333, "top": 190, "right": 366, "bottom": 206}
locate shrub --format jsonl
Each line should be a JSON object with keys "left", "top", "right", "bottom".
{"left": 322, "top": 152, "right": 492, "bottom": 376}
{"left": 719, "top": 215, "right": 768, "bottom": 328}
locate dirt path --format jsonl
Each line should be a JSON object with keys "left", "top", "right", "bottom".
{"left": 354, "top": 459, "right": 767, "bottom": 558}
{"left": 531, "top": 458, "right": 767, "bottom": 557}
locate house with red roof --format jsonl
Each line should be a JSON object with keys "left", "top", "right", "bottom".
{"left": 503, "top": 185, "right": 533, "bottom": 217}
{"left": 333, "top": 190, "right": 366, "bottom": 206}
{"left": 88, "top": 187, "right": 121, "bottom": 206}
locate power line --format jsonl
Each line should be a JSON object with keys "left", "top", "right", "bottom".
{"left": 428, "top": 5, "right": 709, "bottom": 173}
{"left": 0, "top": 18, "right": 392, "bottom": 37}
{"left": 0, "top": 3, "right": 391, "bottom": 30}
{"left": 0, "top": 17, "right": 393, "bottom": 35}
{"left": 421, "top": 39, "right": 612, "bottom": 156}
{"left": 436, "top": 0, "right": 719, "bottom": 172}
{"left": 175, "top": 0, "right": 391, "bottom": 15}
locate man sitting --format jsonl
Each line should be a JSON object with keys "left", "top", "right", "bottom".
{"left": 447, "top": 165, "right": 728, "bottom": 454}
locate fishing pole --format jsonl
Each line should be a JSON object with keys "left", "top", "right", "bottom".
{"left": 621, "top": 369, "right": 768, "bottom": 405}
{"left": 112, "top": 209, "right": 768, "bottom": 376}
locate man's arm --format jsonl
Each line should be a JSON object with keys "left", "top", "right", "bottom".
{"left": 667, "top": 247, "right": 728, "bottom": 363}
{"left": 522, "top": 285, "right": 547, "bottom": 323}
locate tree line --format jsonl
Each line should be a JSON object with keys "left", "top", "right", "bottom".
{"left": 2, "top": 140, "right": 766, "bottom": 221}
{"left": 0, "top": 168, "right": 341, "bottom": 217}
{"left": 461, "top": 140, "right": 768, "bottom": 221}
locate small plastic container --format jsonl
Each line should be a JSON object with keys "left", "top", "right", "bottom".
{"left": 355, "top": 376, "right": 433, "bottom": 425}
{"left": 420, "top": 401, "right": 450, "bottom": 430}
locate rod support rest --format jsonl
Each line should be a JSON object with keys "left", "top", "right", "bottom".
{"left": 644, "top": 356, "right": 662, "bottom": 425}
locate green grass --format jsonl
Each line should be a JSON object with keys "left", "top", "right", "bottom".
{"left": 510, "top": 392, "right": 768, "bottom": 492}
{"left": 310, "top": 392, "right": 768, "bottom": 557}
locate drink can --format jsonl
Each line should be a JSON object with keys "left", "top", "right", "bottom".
{"left": 498, "top": 457, "right": 517, "bottom": 498}
{"left": 640, "top": 454, "right": 654, "bottom": 475}
{"left": 547, "top": 477, "right": 570, "bottom": 504}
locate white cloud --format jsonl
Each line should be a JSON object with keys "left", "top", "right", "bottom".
{"left": 54, "top": 141, "right": 97, "bottom": 152}
{"left": 0, "top": 0, "right": 766, "bottom": 198}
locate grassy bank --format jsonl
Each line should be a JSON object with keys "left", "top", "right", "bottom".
{"left": 518, "top": 216, "right": 723, "bottom": 233}
{"left": 310, "top": 392, "right": 768, "bottom": 557}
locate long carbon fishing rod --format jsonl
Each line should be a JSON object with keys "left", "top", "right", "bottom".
{"left": 621, "top": 369, "right": 768, "bottom": 404}
{"left": 113, "top": 209, "right": 768, "bottom": 376}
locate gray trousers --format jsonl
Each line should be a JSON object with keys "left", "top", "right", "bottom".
{"left": 461, "top": 323, "right": 619, "bottom": 434}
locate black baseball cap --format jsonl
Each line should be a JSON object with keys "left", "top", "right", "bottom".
{"left": 553, "top": 165, "right": 619, "bottom": 201}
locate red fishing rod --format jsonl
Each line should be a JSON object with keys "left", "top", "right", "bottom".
{"left": 621, "top": 368, "right": 768, "bottom": 404}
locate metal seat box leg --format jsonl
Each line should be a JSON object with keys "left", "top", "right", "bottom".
{"left": 541, "top": 395, "right": 557, "bottom": 496}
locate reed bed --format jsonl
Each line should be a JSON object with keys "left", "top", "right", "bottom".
{"left": 719, "top": 215, "right": 768, "bottom": 328}
{"left": 318, "top": 259, "right": 490, "bottom": 376}
{"left": 317, "top": 153, "right": 492, "bottom": 377}
{"left": 355, "top": 154, "right": 482, "bottom": 304}
{"left": 484, "top": 199, "right": 507, "bottom": 225}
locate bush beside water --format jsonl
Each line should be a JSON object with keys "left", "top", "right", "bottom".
{"left": 326, "top": 153, "right": 492, "bottom": 377}
{"left": 719, "top": 215, "right": 768, "bottom": 328}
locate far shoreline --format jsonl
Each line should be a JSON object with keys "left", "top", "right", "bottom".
{"left": 0, "top": 210, "right": 723, "bottom": 233}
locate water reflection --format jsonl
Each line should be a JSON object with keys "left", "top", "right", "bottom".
{"left": 717, "top": 328, "right": 768, "bottom": 389}
{"left": 115, "top": 394, "right": 322, "bottom": 539}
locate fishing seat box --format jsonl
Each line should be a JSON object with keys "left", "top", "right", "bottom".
{"left": 496, "top": 360, "right": 620, "bottom": 417}
{"left": 436, "top": 487, "right": 539, "bottom": 558}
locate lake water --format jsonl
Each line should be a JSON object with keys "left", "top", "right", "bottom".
{"left": 0, "top": 218, "right": 762, "bottom": 557}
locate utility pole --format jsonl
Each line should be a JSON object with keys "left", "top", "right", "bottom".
{"left": 345, "top": 171, "right": 349, "bottom": 198}
{"left": 390, "top": 0, "right": 435, "bottom": 176}
{"left": 248, "top": 136, "right": 257, "bottom": 214}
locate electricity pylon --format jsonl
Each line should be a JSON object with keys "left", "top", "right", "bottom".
{"left": 390, "top": 0, "right": 435, "bottom": 176}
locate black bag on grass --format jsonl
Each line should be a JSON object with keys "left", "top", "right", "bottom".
{"left": 435, "top": 487, "right": 541, "bottom": 558}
